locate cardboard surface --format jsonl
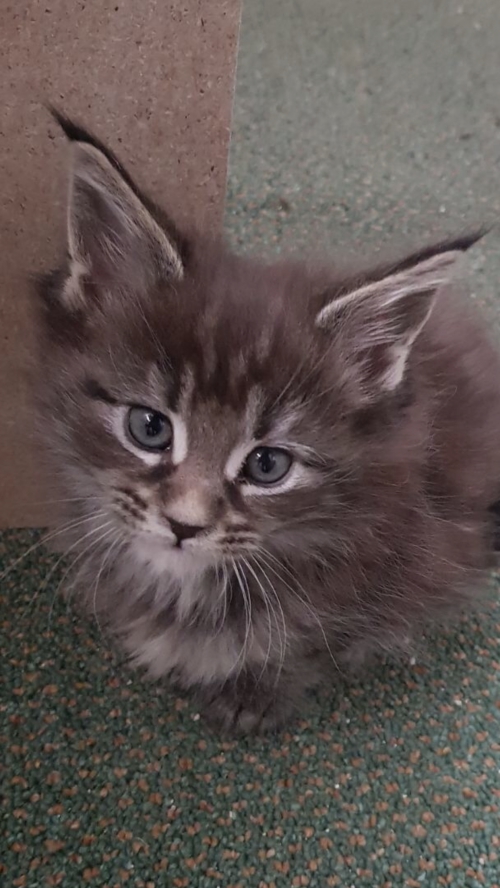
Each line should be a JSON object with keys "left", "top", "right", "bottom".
{"left": 0, "top": 0, "right": 241, "bottom": 526}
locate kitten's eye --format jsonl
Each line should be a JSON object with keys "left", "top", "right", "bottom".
{"left": 127, "top": 407, "right": 173, "bottom": 451}
{"left": 242, "top": 447, "right": 293, "bottom": 486}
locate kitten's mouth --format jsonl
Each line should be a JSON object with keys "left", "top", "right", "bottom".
{"left": 130, "top": 525, "right": 261, "bottom": 572}
{"left": 138, "top": 529, "right": 215, "bottom": 559}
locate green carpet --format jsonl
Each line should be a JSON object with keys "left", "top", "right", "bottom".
{"left": 4, "top": 1, "right": 500, "bottom": 884}
{"left": 2, "top": 530, "right": 500, "bottom": 887}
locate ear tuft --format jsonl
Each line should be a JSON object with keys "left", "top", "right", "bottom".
{"left": 49, "top": 107, "right": 142, "bottom": 196}
{"left": 317, "top": 249, "right": 463, "bottom": 395}
{"left": 51, "top": 111, "right": 184, "bottom": 307}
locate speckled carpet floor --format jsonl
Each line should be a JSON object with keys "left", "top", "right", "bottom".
{"left": 2, "top": 530, "right": 500, "bottom": 887}
{"left": 3, "top": 1, "right": 500, "bottom": 886}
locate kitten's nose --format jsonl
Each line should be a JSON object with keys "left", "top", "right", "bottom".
{"left": 167, "top": 518, "right": 206, "bottom": 546}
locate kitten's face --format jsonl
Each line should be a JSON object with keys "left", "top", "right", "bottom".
{"left": 42, "top": 250, "right": 338, "bottom": 579}
{"left": 36, "top": 116, "right": 462, "bottom": 593}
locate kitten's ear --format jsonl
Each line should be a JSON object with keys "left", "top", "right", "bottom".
{"left": 316, "top": 250, "right": 461, "bottom": 395}
{"left": 54, "top": 113, "right": 184, "bottom": 307}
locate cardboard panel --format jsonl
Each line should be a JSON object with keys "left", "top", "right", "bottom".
{"left": 0, "top": 0, "right": 241, "bottom": 526}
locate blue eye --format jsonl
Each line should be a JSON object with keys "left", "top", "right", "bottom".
{"left": 127, "top": 407, "right": 173, "bottom": 451}
{"left": 242, "top": 447, "right": 293, "bottom": 485}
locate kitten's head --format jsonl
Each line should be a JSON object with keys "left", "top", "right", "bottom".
{"left": 35, "top": 114, "right": 477, "bottom": 599}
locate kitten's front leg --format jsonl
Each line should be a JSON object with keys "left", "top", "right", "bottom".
{"left": 197, "top": 655, "right": 321, "bottom": 735}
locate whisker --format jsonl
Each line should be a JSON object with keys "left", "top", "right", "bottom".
{"left": 245, "top": 555, "right": 287, "bottom": 686}
{"left": 231, "top": 557, "right": 253, "bottom": 673}
{"left": 0, "top": 511, "right": 108, "bottom": 584}
{"left": 21, "top": 495, "right": 108, "bottom": 508}
{"left": 91, "top": 531, "right": 124, "bottom": 640}
{"left": 256, "top": 548, "right": 341, "bottom": 673}
{"left": 241, "top": 556, "right": 274, "bottom": 684}
{"left": 25, "top": 520, "right": 112, "bottom": 614}
{"left": 45, "top": 522, "right": 114, "bottom": 627}
{"left": 212, "top": 562, "right": 229, "bottom": 636}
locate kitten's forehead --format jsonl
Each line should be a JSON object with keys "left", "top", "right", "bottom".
{"left": 173, "top": 367, "right": 263, "bottom": 457}
{"left": 92, "top": 249, "right": 324, "bottom": 418}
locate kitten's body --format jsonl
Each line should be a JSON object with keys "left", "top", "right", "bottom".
{"left": 34, "top": 114, "right": 500, "bottom": 731}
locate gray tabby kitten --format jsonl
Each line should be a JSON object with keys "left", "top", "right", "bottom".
{"left": 34, "top": 112, "right": 500, "bottom": 733}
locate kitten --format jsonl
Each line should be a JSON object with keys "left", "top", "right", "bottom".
{"left": 33, "top": 111, "right": 500, "bottom": 733}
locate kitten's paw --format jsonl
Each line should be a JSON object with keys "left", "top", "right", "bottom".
{"left": 201, "top": 688, "right": 295, "bottom": 735}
